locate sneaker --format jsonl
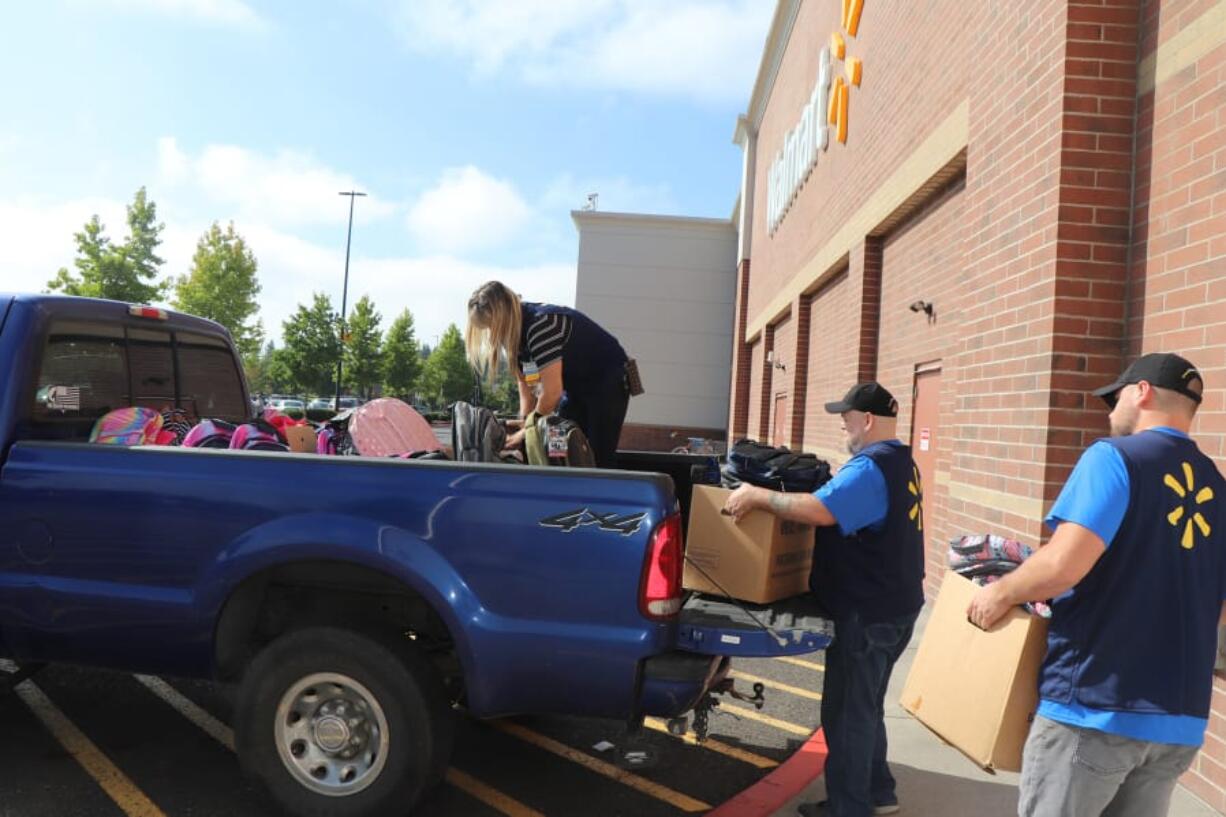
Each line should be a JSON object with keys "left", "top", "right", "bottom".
{"left": 798, "top": 801, "right": 900, "bottom": 816}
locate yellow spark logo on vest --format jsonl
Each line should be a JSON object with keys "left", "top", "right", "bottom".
{"left": 908, "top": 466, "right": 923, "bottom": 532}
{"left": 1164, "top": 462, "right": 1213, "bottom": 550}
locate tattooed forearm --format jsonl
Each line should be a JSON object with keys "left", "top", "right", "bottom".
{"left": 768, "top": 492, "right": 793, "bottom": 517}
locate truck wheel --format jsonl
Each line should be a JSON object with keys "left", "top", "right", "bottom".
{"left": 235, "top": 627, "right": 453, "bottom": 817}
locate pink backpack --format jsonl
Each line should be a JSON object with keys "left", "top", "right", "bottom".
{"left": 348, "top": 399, "right": 441, "bottom": 458}
{"left": 230, "top": 420, "right": 289, "bottom": 452}
{"left": 182, "top": 419, "right": 238, "bottom": 449}
{"left": 90, "top": 407, "right": 164, "bottom": 446}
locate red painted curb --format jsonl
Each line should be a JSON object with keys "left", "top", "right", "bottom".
{"left": 706, "top": 728, "right": 827, "bottom": 817}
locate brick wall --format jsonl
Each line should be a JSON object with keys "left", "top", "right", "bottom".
{"left": 879, "top": 179, "right": 967, "bottom": 595}
{"left": 747, "top": 337, "right": 764, "bottom": 442}
{"left": 947, "top": 0, "right": 1072, "bottom": 548}
{"left": 730, "top": 259, "right": 753, "bottom": 441}
{"left": 803, "top": 270, "right": 855, "bottom": 464}
{"left": 618, "top": 423, "right": 729, "bottom": 453}
{"left": 746, "top": 0, "right": 974, "bottom": 323}
{"left": 1130, "top": 0, "right": 1226, "bottom": 807}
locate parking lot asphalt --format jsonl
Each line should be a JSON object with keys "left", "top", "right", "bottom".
{"left": 0, "top": 651, "right": 824, "bottom": 817}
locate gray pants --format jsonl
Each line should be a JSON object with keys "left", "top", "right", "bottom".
{"left": 1019, "top": 716, "right": 1200, "bottom": 817}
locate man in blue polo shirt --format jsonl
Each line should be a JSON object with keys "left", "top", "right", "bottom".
{"left": 968, "top": 352, "right": 1226, "bottom": 817}
{"left": 724, "top": 382, "right": 925, "bottom": 817}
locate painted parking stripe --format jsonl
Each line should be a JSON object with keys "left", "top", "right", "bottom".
{"left": 774, "top": 656, "right": 826, "bottom": 672}
{"left": 139, "top": 675, "right": 539, "bottom": 817}
{"left": 134, "top": 675, "right": 235, "bottom": 751}
{"left": 730, "top": 670, "right": 823, "bottom": 702}
{"left": 445, "top": 768, "right": 546, "bottom": 817}
{"left": 642, "top": 717, "right": 779, "bottom": 769}
{"left": 495, "top": 721, "right": 710, "bottom": 813}
{"left": 717, "top": 703, "right": 813, "bottom": 737}
{"left": 14, "top": 680, "right": 167, "bottom": 817}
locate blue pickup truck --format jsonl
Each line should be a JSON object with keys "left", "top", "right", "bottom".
{"left": 0, "top": 295, "right": 830, "bottom": 816}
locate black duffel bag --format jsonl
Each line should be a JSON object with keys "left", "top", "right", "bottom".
{"left": 722, "top": 438, "right": 832, "bottom": 493}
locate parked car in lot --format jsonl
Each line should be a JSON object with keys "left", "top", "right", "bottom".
{"left": 270, "top": 398, "right": 305, "bottom": 418}
{"left": 0, "top": 295, "right": 830, "bottom": 817}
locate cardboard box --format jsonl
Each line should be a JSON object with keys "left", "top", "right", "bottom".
{"left": 284, "top": 425, "right": 317, "bottom": 454}
{"left": 682, "top": 485, "right": 814, "bottom": 604}
{"left": 900, "top": 571, "right": 1049, "bottom": 772}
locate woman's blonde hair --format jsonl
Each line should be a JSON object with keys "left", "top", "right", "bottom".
{"left": 465, "top": 281, "right": 522, "bottom": 384}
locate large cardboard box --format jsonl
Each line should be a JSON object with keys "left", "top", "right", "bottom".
{"left": 683, "top": 485, "right": 814, "bottom": 604}
{"left": 284, "top": 426, "right": 317, "bottom": 453}
{"left": 900, "top": 571, "right": 1049, "bottom": 772}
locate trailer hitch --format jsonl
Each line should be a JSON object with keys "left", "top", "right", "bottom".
{"left": 670, "top": 678, "right": 767, "bottom": 743}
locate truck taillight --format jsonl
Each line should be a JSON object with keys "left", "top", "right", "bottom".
{"left": 640, "top": 513, "right": 683, "bottom": 620}
{"left": 128, "top": 305, "right": 168, "bottom": 320}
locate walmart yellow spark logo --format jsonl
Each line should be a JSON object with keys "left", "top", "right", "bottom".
{"left": 908, "top": 465, "right": 924, "bottom": 532}
{"left": 1164, "top": 462, "right": 1213, "bottom": 550}
{"left": 829, "top": 0, "right": 865, "bottom": 144}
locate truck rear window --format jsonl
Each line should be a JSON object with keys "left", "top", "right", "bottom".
{"left": 28, "top": 320, "right": 248, "bottom": 440}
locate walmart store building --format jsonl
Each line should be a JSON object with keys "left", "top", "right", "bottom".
{"left": 707, "top": 0, "right": 1226, "bottom": 805}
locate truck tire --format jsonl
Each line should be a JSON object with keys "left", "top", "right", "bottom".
{"left": 235, "top": 627, "right": 453, "bottom": 817}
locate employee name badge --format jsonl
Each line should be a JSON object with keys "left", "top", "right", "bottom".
{"left": 547, "top": 423, "right": 568, "bottom": 458}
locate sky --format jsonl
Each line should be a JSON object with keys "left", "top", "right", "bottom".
{"left": 0, "top": 0, "right": 773, "bottom": 347}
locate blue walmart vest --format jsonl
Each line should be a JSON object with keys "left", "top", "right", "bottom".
{"left": 1040, "top": 431, "right": 1226, "bottom": 719}
{"left": 810, "top": 441, "right": 926, "bottom": 622}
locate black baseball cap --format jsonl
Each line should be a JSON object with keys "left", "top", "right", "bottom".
{"left": 1092, "top": 352, "right": 1204, "bottom": 407}
{"left": 825, "top": 382, "right": 899, "bottom": 417}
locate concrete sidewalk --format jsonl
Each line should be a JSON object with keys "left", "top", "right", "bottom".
{"left": 770, "top": 605, "right": 1218, "bottom": 817}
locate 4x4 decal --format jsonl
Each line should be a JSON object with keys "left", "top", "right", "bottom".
{"left": 539, "top": 509, "right": 648, "bottom": 537}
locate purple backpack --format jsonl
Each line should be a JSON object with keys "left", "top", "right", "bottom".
{"left": 230, "top": 420, "right": 289, "bottom": 452}
{"left": 182, "top": 419, "right": 238, "bottom": 449}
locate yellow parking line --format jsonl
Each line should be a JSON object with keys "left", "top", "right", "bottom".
{"left": 775, "top": 656, "right": 826, "bottom": 672}
{"left": 134, "top": 675, "right": 235, "bottom": 751}
{"left": 730, "top": 670, "right": 823, "bottom": 702}
{"left": 495, "top": 721, "right": 710, "bottom": 812}
{"left": 718, "top": 703, "right": 814, "bottom": 737}
{"left": 643, "top": 717, "right": 778, "bottom": 769}
{"left": 15, "top": 681, "right": 167, "bottom": 817}
{"left": 445, "top": 768, "right": 545, "bottom": 817}
{"left": 138, "top": 675, "right": 538, "bottom": 817}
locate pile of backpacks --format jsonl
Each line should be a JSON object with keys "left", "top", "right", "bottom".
{"left": 720, "top": 438, "right": 832, "bottom": 493}
{"left": 87, "top": 398, "right": 599, "bottom": 468}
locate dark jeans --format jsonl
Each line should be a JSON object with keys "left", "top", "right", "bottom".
{"left": 821, "top": 610, "right": 919, "bottom": 817}
{"left": 558, "top": 371, "right": 629, "bottom": 469}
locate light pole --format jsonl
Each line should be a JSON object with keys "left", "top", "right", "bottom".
{"left": 336, "top": 190, "right": 366, "bottom": 405}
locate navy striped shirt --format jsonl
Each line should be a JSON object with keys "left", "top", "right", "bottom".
{"left": 518, "top": 302, "right": 627, "bottom": 389}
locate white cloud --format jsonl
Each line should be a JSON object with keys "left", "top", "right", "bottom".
{"left": 0, "top": 195, "right": 574, "bottom": 349}
{"left": 96, "top": 0, "right": 265, "bottom": 28}
{"left": 406, "top": 166, "right": 533, "bottom": 254}
{"left": 396, "top": 0, "right": 773, "bottom": 104}
{"left": 156, "top": 138, "right": 398, "bottom": 228}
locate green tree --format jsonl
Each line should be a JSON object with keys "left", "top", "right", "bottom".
{"left": 47, "top": 187, "right": 169, "bottom": 303}
{"left": 280, "top": 293, "right": 341, "bottom": 396}
{"left": 382, "top": 308, "right": 422, "bottom": 400}
{"left": 343, "top": 295, "right": 383, "bottom": 399}
{"left": 173, "top": 222, "right": 264, "bottom": 359}
{"left": 420, "top": 324, "right": 474, "bottom": 407}
{"left": 489, "top": 367, "right": 520, "bottom": 414}
{"left": 245, "top": 340, "right": 290, "bottom": 395}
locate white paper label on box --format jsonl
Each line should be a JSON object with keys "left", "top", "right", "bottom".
{"left": 720, "top": 634, "right": 742, "bottom": 645}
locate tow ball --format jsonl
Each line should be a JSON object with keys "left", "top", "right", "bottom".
{"left": 667, "top": 679, "right": 766, "bottom": 743}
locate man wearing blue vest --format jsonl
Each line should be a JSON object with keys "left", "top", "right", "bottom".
{"left": 724, "top": 381, "right": 925, "bottom": 817}
{"left": 968, "top": 352, "right": 1225, "bottom": 817}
